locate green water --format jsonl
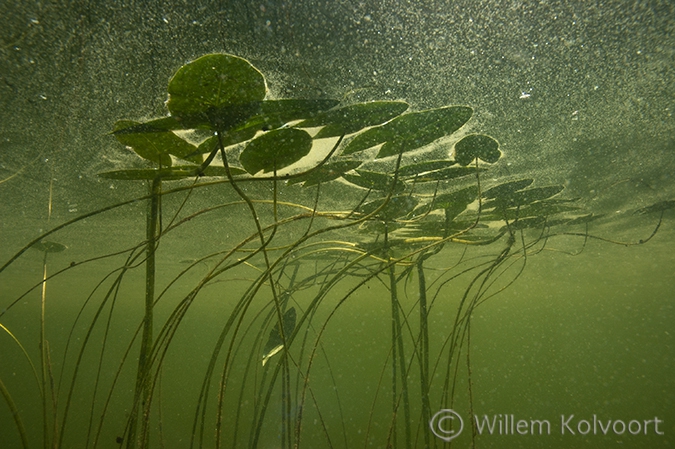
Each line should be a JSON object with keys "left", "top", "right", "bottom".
{"left": 1, "top": 1, "right": 674, "bottom": 448}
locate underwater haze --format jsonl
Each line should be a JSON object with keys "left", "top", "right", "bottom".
{"left": 1, "top": 1, "right": 673, "bottom": 448}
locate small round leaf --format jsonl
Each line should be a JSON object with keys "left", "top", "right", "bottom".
{"left": 454, "top": 134, "right": 500, "bottom": 166}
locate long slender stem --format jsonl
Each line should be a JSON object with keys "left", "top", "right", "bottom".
{"left": 385, "top": 224, "right": 411, "bottom": 449}
{"left": 127, "top": 176, "right": 161, "bottom": 449}
{"left": 416, "top": 255, "right": 431, "bottom": 449}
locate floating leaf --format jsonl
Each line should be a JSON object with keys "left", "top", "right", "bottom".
{"left": 503, "top": 216, "right": 547, "bottom": 231}
{"left": 167, "top": 54, "right": 266, "bottom": 130}
{"left": 286, "top": 160, "right": 362, "bottom": 186}
{"left": 564, "top": 214, "right": 604, "bottom": 225}
{"left": 296, "top": 101, "right": 409, "bottom": 138}
{"left": 239, "top": 128, "right": 312, "bottom": 174}
{"left": 343, "top": 106, "right": 473, "bottom": 158}
{"left": 98, "top": 165, "right": 245, "bottom": 181}
{"left": 342, "top": 170, "right": 406, "bottom": 192}
{"left": 406, "top": 166, "right": 483, "bottom": 183}
{"left": 112, "top": 116, "right": 185, "bottom": 133}
{"left": 454, "top": 134, "right": 500, "bottom": 166}
{"left": 114, "top": 120, "right": 202, "bottom": 166}
{"left": 357, "top": 195, "right": 419, "bottom": 221}
{"left": 634, "top": 200, "right": 675, "bottom": 215}
{"left": 483, "top": 179, "right": 534, "bottom": 199}
{"left": 485, "top": 186, "right": 565, "bottom": 211}
{"left": 257, "top": 99, "right": 340, "bottom": 129}
{"left": 262, "top": 307, "right": 296, "bottom": 366}
{"left": 427, "top": 186, "right": 479, "bottom": 221}
{"left": 398, "top": 160, "right": 456, "bottom": 178}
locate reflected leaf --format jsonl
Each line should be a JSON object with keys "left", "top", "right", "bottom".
{"left": 342, "top": 106, "right": 473, "bottom": 158}
{"left": 634, "top": 200, "right": 675, "bottom": 215}
{"left": 398, "top": 160, "right": 456, "bottom": 178}
{"left": 342, "top": 170, "right": 406, "bottom": 192}
{"left": 357, "top": 195, "right": 419, "bottom": 221}
{"left": 406, "top": 166, "right": 483, "bottom": 183}
{"left": 31, "top": 241, "right": 66, "bottom": 253}
{"left": 296, "top": 101, "right": 409, "bottom": 138}
{"left": 286, "top": 160, "right": 363, "bottom": 186}
{"left": 98, "top": 165, "right": 245, "bottom": 181}
{"left": 428, "top": 186, "right": 479, "bottom": 221}
{"left": 485, "top": 186, "right": 565, "bottom": 209}
{"left": 239, "top": 128, "right": 312, "bottom": 174}
{"left": 502, "top": 216, "right": 547, "bottom": 231}
{"left": 483, "top": 179, "right": 534, "bottom": 199}
{"left": 113, "top": 120, "right": 202, "bottom": 166}
{"left": 564, "top": 213, "right": 604, "bottom": 225}
{"left": 262, "top": 307, "right": 296, "bottom": 367}
{"left": 454, "top": 134, "right": 500, "bottom": 166}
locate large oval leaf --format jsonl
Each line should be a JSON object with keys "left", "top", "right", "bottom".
{"left": 98, "top": 165, "right": 246, "bottom": 181}
{"left": 113, "top": 120, "right": 199, "bottom": 166}
{"left": 167, "top": 54, "right": 266, "bottom": 130}
{"left": 357, "top": 195, "right": 419, "bottom": 221}
{"left": 239, "top": 128, "right": 313, "bottom": 174}
{"left": 296, "top": 101, "right": 409, "bottom": 139}
{"left": 483, "top": 179, "right": 534, "bottom": 199}
{"left": 342, "top": 106, "right": 473, "bottom": 158}
{"left": 454, "top": 134, "right": 500, "bottom": 166}
{"left": 286, "top": 160, "right": 362, "bottom": 187}
{"left": 342, "top": 170, "right": 406, "bottom": 192}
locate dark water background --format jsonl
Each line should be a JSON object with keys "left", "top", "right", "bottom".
{"left": 1, "top": 1, "right": 673, "bottom": 448}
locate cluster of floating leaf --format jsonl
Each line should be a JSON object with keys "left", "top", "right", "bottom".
{"left": 99, "top": 53, "right": 620, "bottom": 250}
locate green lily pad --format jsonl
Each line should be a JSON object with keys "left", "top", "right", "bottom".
{"left": 405, "top": 166, "right": 484, "bottom": 183}
{"left": 31, "top": 240, "right": 66, "bottom": 253}
{"left": 167, "top": 54, "right": 266, "bottom": 130}
{"left": 98, "top": 165, "right": 245, "bottom": 181}
{"left": 286, "top": 160, "right": 363, "bottom": 186}
{"left": 398, "top": 160, "right": 456, "bottom": 178}
{"left": 342, "top": 106, "right": 473, "bottom": 158}
{"left": 296, "top": 101, "right": 409, "bottom": 138}
{"left": 503, "top": 216, "right": 547, "bottom": 231}
{"left": 454, "top": 134, "right": 500, "bottom": 166}
{"left": 114, "top": 120, "right": 202, "bottom": 166}
{"left": 357, "top": 195, "right": 419, "bottom": 221}
{"left": 483, "top": 179, "right": 534, "bottom": 199}
{"left": 342, "top": 170, "right": 406, "bottom": 192}
{"left": 485, "top": 185, "right": 565, "bottom": 210}
{"left": 564, "top": 214, "right": 604, "bottom": 225}
{"left": 634, "top": 200, "right": 675, "bottom": 215}
{"left": 239, "top": 128, "right": 313, "bottom": 174}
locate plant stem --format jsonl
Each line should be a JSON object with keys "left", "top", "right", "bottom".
{"left": 127, "top": 176, "right": 161, "bottom": 449}
{"left": 385, "top": 224, "right": 411, "bottom": 449}
{"left": 417, "top": 256, "right": 431, "bottom": 449}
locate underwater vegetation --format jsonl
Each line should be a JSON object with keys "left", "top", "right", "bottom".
{"left": 0, "top": 53, "right": 672, "bottom": 449}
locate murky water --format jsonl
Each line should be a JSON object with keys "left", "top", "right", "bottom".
{"left": 1, "top": 2, "right": 673, "bottom": 448}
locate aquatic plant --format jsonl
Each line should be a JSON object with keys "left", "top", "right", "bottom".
{"left": 0, "top": 53, "right": 671, "bottom": 449}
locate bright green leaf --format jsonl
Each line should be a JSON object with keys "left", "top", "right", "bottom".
{"left": 342, "top": 170, "right": 406, "bottom": 192}
{"left": 296, "top": 101, "right": 409, "bottom": 138}
{"left": 239, "top": 128, "right": 313, "bottom": 174}
{"left": 342, "top": 106, "right": 473, "bottom": 158}
{"left": 286, "top": 160, "right": 362, "bottom": 186}
{"left": 483, "top": 179, "right": 534, "bottom": 199}
{"left": 114, "top": 120, "right": 200, "bottom": 166}
{"left": 357, "top": 195, "right": 419, "bottom": 221}
{"left": 454, "top": 134, "right": 500, "bottom": 166}
{"left": 166, "top": 54, "right": 266, "bottom": 131}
